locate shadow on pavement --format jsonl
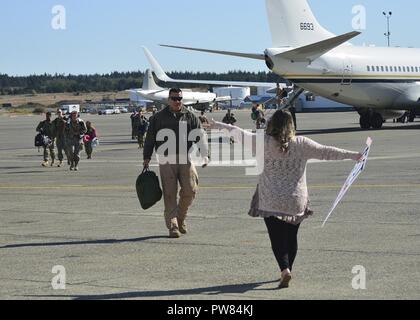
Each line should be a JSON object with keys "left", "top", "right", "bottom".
{"left": 23, "top": 280, "right": 281, "bottom": 300}
{"left": 0, "top": 235, "right": 168, "bottom": 249}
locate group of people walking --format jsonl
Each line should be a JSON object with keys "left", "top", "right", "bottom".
{"left": 36, "top": 110, "right": 97, "bottom": 171}
{"left": 35, "top": 97, "right": 364, "bottom": 290}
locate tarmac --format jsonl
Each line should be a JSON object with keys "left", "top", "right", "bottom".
{"left": 0, "top": 110, "right": 419, "bottom": 300}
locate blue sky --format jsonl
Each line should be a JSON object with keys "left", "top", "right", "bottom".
{"left": 0, "top": 0, "right": 417, "bottom": 76}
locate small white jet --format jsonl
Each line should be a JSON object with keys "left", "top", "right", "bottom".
{"left": 129, "top": 69, "right": 231, "bottom": 111}
{"left": 161, "top": 0, "right": 420, "bottom": 129}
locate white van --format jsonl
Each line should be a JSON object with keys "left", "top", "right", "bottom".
{"left": 61, "top": 104, "right": 80, "bottom": 114}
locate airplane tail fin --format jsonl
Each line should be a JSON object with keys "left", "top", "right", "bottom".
{"left": 266, "top": 0, "right": 336, "bottom": 48}
{"left": 142, "top": 47, "right": 172, "bottom": 82}
{"left": 142, "top": 69, "right": 162, "bottom": 91}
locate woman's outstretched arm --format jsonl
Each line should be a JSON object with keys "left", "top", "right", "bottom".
{"left": 209, "top": 120, "right": 258, "bottom": 150}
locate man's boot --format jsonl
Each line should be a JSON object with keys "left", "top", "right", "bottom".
{"left": 57, "top": 160, "right": 63, "bottom": 168}
{"left": 42, "top": 160, "right": 49, "bottom": 167}
{"left": 169, "top": 226, "right": 181, "bottom": 239}
{"left": 167, "top": 217, "right": 181, "bottom": 238}
{"left": 74, "top": 160, "right": 79, "bottom": 171}
{"left": 69, "top": 161, "right": 74, "bottom": 171}
{"left": 177, "top": 217, "right": 188, "bottom": 235}
{"left": 50, "top": 158, "right": 55, "bottom": 167}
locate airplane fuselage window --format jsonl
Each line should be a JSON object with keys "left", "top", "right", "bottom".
{"left": 363, "top": 65, "right": 420, "bottom": 74}
{"left": 363, "top": 64, "right": 420, "bottom": 74}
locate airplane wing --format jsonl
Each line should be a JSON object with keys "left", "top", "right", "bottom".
{"left": 278, "top": 31, "right": 361, "bottom": 62}
{"left": 159, "top": 45, "right": 265, "bottom": 60}
{"left": 126, "top": 89, "right": 166, "bottom": 95}
{"left": 144, "top": 47, "right": 283, "bottom": 88}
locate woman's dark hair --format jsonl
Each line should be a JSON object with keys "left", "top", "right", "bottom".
{"left": 86, "top": 121, "right": 95, "bottom": 130}
{"left": 266, "top": 110, "right": 296, "bottom": 153}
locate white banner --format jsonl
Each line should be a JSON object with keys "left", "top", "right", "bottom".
{"left": 322, "top": 137, "right": 373, "bottom": 227}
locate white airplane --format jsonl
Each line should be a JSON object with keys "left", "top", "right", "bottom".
{"left": 129, "top": 69, "right": 232, "bottom": 111}
{"left": 161, "top": 0, "right": 420, "bottom": 129}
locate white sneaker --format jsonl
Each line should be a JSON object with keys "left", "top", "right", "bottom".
{"left": 279, "top": 269, "right": 292, "bottom": 289}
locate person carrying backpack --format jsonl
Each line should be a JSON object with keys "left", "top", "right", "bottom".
{"left": 36, "top": 111, "right": 55, "bottom": 167}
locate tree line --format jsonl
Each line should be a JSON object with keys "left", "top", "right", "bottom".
{"left": 0, "top": 71, "right": 285, "bottom": 95}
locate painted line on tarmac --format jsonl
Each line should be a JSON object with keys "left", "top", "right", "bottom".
{"left": 0, "top": 152, "right": 420, "bottom": 164}
{"left": 1, "top": 183, "right": 420, "bottom": 190}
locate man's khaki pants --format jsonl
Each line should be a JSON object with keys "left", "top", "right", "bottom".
{"left": 159, "top": 163, "right": 199, "bottom": 230}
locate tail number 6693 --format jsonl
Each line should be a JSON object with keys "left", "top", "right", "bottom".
{"left": 300, "top": 23, "right": 314, "bottom": 31}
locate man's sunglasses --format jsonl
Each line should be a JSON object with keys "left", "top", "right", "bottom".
{"left": 170, "top": 97, "right": 183, "bottom": 102}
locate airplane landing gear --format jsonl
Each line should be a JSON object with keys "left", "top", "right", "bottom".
{"left": 359, "top": 110, "right": 384, "bottom": 130}
{"left": 360, "top": 114, "right": 371, "bottom": 130}
{"left": 371, "top": 113, "right": 384, "bottom": 129}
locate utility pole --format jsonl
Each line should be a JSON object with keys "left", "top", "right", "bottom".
{"left": 383, "top": 11, "right": 392, "bottom": 47}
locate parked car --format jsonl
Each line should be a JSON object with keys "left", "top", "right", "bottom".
{"left": 115, "top": 106, "right": 128, "bottom": 113}
{"left": 99, "top": 109, "right": 114, "bottom": 115}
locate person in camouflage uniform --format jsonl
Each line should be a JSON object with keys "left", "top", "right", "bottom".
{"left": 137, "top": 111, "right": 148, "bottom": 149}
{"left": 65, "top": 111, "right": 87, "bottom": 171}
{"left": 36, "top": 111, "right": 55, "bottom": 167}
{"left": 130, "top": 110, "right": 140, "bottom": 140}
{"left": 51, "top": 109, "right": 68, "bottom": 167}
{"left": 132, "top": 111, "right": 141, "bottom": 141}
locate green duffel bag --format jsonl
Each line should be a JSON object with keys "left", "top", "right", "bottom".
{"left": 136, "top": 168, "right": 163, "bottom": 210}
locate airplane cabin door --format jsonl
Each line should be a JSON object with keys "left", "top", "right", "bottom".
{"left": 341, "top": 58, "right": 353, "bottom": 85}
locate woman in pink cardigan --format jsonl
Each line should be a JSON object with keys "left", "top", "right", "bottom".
{"left": 210, "top": 110, "right": 362, "bottom": 289}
